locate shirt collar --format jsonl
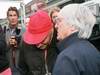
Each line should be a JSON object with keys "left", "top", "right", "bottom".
{"left": 6, "top": 25, "right": 18, "bottom": 31}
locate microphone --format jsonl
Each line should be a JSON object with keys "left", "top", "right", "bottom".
{"left": 15, "top": 27, "right": 20, "bottom": 35}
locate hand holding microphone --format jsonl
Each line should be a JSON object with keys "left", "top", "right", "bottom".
{"left": 9, "top": 35, "right": 17, "bottom": 48}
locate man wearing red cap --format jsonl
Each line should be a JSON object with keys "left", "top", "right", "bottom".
{"left": 18, "top": 10, "right": 58, "bottom": 75}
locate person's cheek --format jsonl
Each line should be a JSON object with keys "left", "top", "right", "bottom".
{"left": 57, "top": 26, "right": 62, "bottom": 40}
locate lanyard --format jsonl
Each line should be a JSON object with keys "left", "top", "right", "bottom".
{"left": 44, "top": 49, "right": 51, "bottom": 75}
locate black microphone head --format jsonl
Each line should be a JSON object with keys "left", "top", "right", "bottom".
{"left": 16, "top": 28, "right": 21, "bottom": 35}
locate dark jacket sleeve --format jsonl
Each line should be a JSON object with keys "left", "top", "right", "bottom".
{"left": 0, "top": 32, "right": 9, "bottom": 73}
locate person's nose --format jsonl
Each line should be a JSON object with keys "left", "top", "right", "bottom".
{"left": 55, "top": 23, "right": 58, "bottom": 30}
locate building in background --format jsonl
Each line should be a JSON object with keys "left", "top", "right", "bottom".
{"left": 25, "top": 0, "right": 97, "bottom": 17}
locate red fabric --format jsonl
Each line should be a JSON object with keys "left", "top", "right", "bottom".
{"left": 0, "top": 68, "right": 12, "bottom": 75}
{"left": 23, "top": 10, "right": 53, "bottom": 44}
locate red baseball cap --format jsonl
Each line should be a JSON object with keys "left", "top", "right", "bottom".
{"left": 23, "top": 10, "right": 53, "bottom": 44}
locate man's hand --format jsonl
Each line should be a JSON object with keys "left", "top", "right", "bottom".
{"left": 9, "top": 36, "right": 17, "bottom": 48}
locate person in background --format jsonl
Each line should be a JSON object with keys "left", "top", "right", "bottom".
{"left": 0, "top": 27, "right": 12, "bottom": 75}
{"left": 49, "top": 7, "right": 60, "bottom": 43}
{"left": 25, "top": 18, "right": 30, "bottom": 27}
{"left": 32, "top": 0, "right": 47, "bottom": 12}
{"left": 18, "top": 10, "right": 58, "bottom": 75}
{"left": 53, "top": 4, "right": 100, "bottom": 75}
{"left": 49, "top": 7, "right": 60, "bottom": 25}
{"left": 25, "top": 17, "right": 30, "bottom": 29}
{"left": 5, "top": 6, "right": 23, "bottom": 75}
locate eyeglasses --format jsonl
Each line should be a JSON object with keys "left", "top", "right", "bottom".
{"left": 36, "top": 30, "right": 53, "bottom": 49}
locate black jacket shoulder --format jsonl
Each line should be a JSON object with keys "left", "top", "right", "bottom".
{"left": 0, "top": 31, "right": 9, "bottom": 73}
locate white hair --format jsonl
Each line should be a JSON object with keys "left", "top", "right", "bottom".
{"left": 59, "top": 4, "right": 96, "bottom": 39}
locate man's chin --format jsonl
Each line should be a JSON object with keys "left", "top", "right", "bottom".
{"left": 11, "top": 23, "right": 17, "bottom": 25}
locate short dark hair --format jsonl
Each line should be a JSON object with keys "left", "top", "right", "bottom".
{"left": 7, "top": 7, "right": 19, "bottom": 17}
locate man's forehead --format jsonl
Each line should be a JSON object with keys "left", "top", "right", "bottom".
{"left": 8, "top": 11, "right": 16, "bottom": 13}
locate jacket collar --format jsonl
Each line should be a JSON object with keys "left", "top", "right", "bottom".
{"left": 57, "top": 32, "right": 83, "bottom": 51}
{"left": 6, "top": 24, "right": 19, "bottom": 31}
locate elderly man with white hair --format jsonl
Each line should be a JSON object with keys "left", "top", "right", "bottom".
{"left": 53, "top": 4, "right": 100, "bottom": 75}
